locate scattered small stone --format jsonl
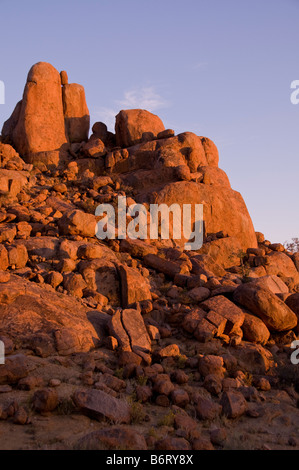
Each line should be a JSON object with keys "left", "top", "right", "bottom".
{"left": 13, "top": 407, "right": 29, "bottom": 425}
{"left": 32, "top": 388, "right": 59, "bottom": 413}
{"left": 48, "top": 379, "right": 61, "bottom": 387}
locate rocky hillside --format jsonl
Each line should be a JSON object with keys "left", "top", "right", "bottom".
{"left": 0, "top": 62, "right": 299, "bottom": 450}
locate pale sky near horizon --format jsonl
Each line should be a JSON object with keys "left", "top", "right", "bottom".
{"left": 0, "top": 0, "right": 298, "bottom": 244}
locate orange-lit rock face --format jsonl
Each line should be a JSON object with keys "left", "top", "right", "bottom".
{"left": 140, "top": 181, "right": 258, "bottom": 254}
{"left": 13, "top": 62, "right": 67, "bottom": 156}
{"left": 62, "top": 83, "right": 90, "bottom": 143}
{"left": 1, "top": 62, "right": 90, "bottom": 166}
{"left": 115, "top": 109, "right": 165, "bottom": 147}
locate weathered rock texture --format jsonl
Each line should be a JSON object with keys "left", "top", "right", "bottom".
{"left": 2, "top": 62, "right": 89, "bottom": 167}
{"left": 0, "top": 61, "right": 299, "bottom": 451}
{"left": 115, "top": 109, "right": 165, "bottom": 147}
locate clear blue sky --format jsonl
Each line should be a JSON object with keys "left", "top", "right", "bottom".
{"left": 0, "top": 0, "right": 298, "bottom": 244}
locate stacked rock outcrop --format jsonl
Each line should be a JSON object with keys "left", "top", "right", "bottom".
{"left": 2, "top": 62, "right": 89, "bottom": 167}
{"left": 0, "top": 62, "right": 299, "bottom": 451}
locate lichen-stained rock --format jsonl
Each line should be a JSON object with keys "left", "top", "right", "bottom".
{"left": 118, "top": 264, "right": 152, "bottom": 308}
{"left": 0, "top": 275, "right": 109, "bottom": 354}
{"left": 115, "top": 109, "right": 165, "bottom": 147}
{"left": 73, "top": 389, "right": 131, "bottom": 424}
{"left": 233, "top": 284, "right": 297, "bottom": 332}
{"left": 62, "top": 83, "right": 90, "bottom": 143}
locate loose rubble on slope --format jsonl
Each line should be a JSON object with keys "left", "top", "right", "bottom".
{"left": 0, "top": 62, "right": 299, "bottom": 450}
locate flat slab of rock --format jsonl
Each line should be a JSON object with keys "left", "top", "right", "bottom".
{"left": 108, "top": 309, "right": 131, "bottom": 351}
{"left": 73, "top": 388, "right": 131, "bottom": 424}
{"left": 201, "top": 295, "right": 245, "bottom": 334}
{"left": 122, "top": 308, "right": 151, "bottom": 355}
{"left": 0, "top": 275, "right": 110, "bottom": 355}
{"left": 144, "top": 254, "right": 189, "bottom": 277}
{"left": 120, "top": 238, "right": 157, "bottom": 258}
{"left": 108, "top": 308, "right": 151, "bottom": 360}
